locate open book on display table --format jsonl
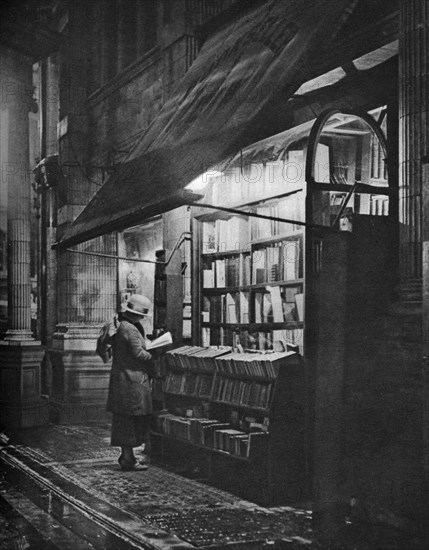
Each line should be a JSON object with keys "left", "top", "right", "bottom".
{"left": 146, "top": 331, "right": 173, "bottom": 350}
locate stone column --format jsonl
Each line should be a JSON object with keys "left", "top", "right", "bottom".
{"left": 398, "top": 0, "right": 429, "bottom": 507}
{"left": 48, "top": 1, "right": 117, "bottom": 424}
{"left": 398, "top": 0, "right": 429, "bottom": 306}
{"left": 423, "top": 158, "right": 429, "bottom": 472}
{"left": 0, "top": 46, "right": 47, "bottom": 428}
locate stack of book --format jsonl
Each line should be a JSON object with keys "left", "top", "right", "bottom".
{"left": 202, "top": 216, "right": 249, "bottom": 253}
{"left": 212, "top": 378, "right": 273, "bottom": 409}
{"left": 251, "top": 237, "right": 302, "bottom": 285}
{"left": 153, "top": 412, "right": 267, "bottom": 459}
{"left": 214, "top": 350, "right": 295, "bottom": 378}
{"left": 165, "top": 345, "right": 231, "bottom": 372}
{"left": 164, "top": 346, "right": 233, "bottom": 398}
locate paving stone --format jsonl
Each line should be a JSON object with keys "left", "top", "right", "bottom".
{"left": 6, "top": 424, "right": 315, "bottom": 548}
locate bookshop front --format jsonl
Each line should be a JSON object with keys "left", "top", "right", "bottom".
{"left": 55, "top": 71, "right": 396, "bottom": 504}
{"left": 83, "top": 106, "right": 393, "bottom": 506}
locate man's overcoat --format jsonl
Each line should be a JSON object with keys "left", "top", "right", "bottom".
{"left": 107, "top": 320, "right": 153, "bottom": 416}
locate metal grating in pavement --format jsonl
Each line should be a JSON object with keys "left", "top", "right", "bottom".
{"left": 6, "top": 424, "right": 315, "bottom": 548}
{"left": 142, "top": 508, "right": 313, "bottom": 548}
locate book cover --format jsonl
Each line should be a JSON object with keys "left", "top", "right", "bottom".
{"left": 262, "top": 293, "right": 273, "bottom": 323}
{"left": 226, "top": 293, "right": 238, "bottom": 323}
{"left": 254, "top": 292, "right": 263, "bottom": 323}
{"left": 215, "top": 259, "right": 226, "bottom": 287}
{"left": 283, "top": 302, "right": 297, "bottom": 322}
{"left": 295, "top": 293, "right": 304, "bottom": 321}
{"left": 240, "top": 253, "right": 251, "bottom": 286}
{"left": 252, "top": 249, "right": 266, "bottom": 284}
{"left": 283, "top": 240, "right": 298, "bottom": 281}
{"left": 202, "top": 221, "right": 217, "bottom": 253}
{"left": 256, "top": 205, "right": 272, "bottom": 239}
{"left": 239, "top": 291, "right": 250, "bottom": 323}
{"left": 203, "top": 268, "right": 214, "bottom": 288}
{"left": 266, "top": 285, "right": 284, "bottom": 323}
{"left": 225, "top": 256, "right": 239, "bottom": 286}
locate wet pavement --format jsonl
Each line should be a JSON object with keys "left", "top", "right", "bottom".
{"left": 0, "top": 424, "right": 315, "bottom": 550}
{"left": 0, "top": 424, "right": 426, "bottom": 549}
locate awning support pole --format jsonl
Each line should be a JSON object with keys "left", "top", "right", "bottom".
{"left": 66, "top": 248, "right": 161, "bottom": 264}
{"left": 193, "top": 202, "right": 337, "bottom": 231}
{"left": 65, "top": 232, "right": 192, "bottom": 265}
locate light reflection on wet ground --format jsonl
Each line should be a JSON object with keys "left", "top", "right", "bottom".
{"left": 2, "top": 424, "right": 427, "bottom": 550}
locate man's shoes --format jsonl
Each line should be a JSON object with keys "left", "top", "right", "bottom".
{"left": 138, "top": 453, "right": 150, "bottom": 467}
{"left": 118, "top": 456, "right": 148, "bottom": 471}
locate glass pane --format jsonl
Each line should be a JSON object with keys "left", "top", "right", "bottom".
{"left": 118, "top": 218, "right": 163, "bottom": 333}
{"left": 312, "top": 112, "right": 388, "bottom": 227}
{"left": 313, "top": 112, "right": 387, "bottom": 186}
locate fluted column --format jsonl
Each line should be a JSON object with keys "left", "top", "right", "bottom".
{"left": 0, "top": 45, "right": 47, "bottom": 428}
{"left": 398, "top": 0, "right": 429, "bottom": 300}
{"left": 399, "top": 0, "right": 429, "bottom": 482}
{"left": 2, "top": 50, "right": 33, "bottom": 341}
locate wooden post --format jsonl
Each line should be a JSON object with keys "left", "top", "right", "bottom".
{"left": 312, "top": 232, "right": 349, "bottom": 546}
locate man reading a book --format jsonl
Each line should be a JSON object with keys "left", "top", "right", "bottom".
{"left": 106, "top": 294, "right": 154, "bottom": 471}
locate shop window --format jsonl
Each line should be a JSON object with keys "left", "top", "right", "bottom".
{"left": 307, "top": 109, "right": 389, "bottom": 228}
{"left": 118, "top": 217, "right": 163, "bottom": 334}
{"left": 190, "top": 120, "right": 311, "bottom": 353}
{"left": 190, "top": 108, "right": 388, "bottom": 352}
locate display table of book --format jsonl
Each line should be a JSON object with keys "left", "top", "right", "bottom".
{"left": 152, "top": 345, "right": 307, "bottom": 505}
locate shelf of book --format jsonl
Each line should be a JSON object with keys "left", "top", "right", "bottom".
{"left": 153, "top": 346, "right": 306, "bottom": 504}
{"left": 196, "top": 199, "right": 305, "bottom": 351}
{"left": 152, "top": 432, "right": 252, "bottom": 462}
{"left": 211, "top": 400, "right": 271, "bottom": 412}
{"left": 201, "top": 322, "right": 303, "bottom": 330}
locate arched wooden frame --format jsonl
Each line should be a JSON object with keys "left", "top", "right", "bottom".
{"left": 302, "top": 108, "right": 390, "bottom": 361}
{"left": 305, "top": 108, "right": 389, "bottom": 231}
{"left": 305, "top": 108, "right": 388, "bottom": 188}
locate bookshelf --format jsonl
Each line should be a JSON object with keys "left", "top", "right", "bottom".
{"left": 152, "top": 346, "right": 307, "bottom": 505}
{"left": 195, "top": 192, "right": 305, "bottom": 354}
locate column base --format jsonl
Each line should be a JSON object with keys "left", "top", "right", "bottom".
{"left": 1, "top": 396, "right": 49, "bottom": 429}
{"left": 3, "top": 329, "right": 35, "bottom": 342}
{"left": 49, "top": 398, "right": 110, "bottom": 424}
{"left": 0, "top": 341, "right": 48, "bottom": 429}
{"left": 49, "top": 323, "right": 111, "bottom": 425}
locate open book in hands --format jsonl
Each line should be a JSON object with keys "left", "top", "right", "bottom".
{"left": 146, "top": 331, "right": 173, "bottom": 350}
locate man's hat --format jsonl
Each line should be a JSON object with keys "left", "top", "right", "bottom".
{"left": 125, "top": 294, "right": 152, "bottom": 317}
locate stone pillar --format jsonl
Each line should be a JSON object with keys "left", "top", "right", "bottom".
{"left": 423, "top": 158, "right": 429, "bottom": 472}
{"left": 48, "top": 1, "right": 117, "bottom": 424}
{"left": 398, "top": 0, "right": 429, "bottom": 306}
{"left": 0, "top": 46, "right": 47, "bottom": 428}
{"left": 397, "top": 0, "right": 429, "bottom": 520}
